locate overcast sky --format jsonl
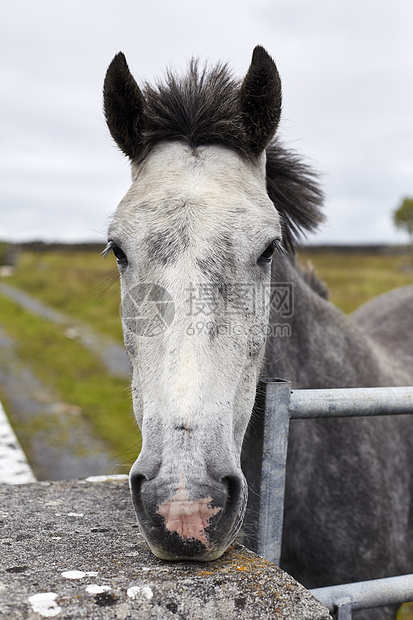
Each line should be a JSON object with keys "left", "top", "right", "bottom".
{"left": 1, "top": 0, "right": 412, "bottom": 244}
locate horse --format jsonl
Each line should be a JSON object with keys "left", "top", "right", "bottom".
{"left": 103, "top": 46, "right": 413, "bottom": 619}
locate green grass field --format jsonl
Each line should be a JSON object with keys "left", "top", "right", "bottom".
{"left": 0, "top": 249, "right": 136, "bottom": 464}
{"left": 7, "top": 249, "right": 124, "bottom": 341}
{"left": 297, "top": 249, "right": 413, "bottom": 313}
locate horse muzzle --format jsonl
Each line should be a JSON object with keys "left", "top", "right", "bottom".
{"left": 129, "top": 468, "right": 247, "bottom": 561}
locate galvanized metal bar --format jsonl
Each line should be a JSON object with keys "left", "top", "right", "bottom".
{"left": 244, "top": 381, "right": 413, "bottom": 575}
{"left": 310, "top": 573, "right": 413, "bottom": 614}
{"left": 335, "top": 600, "right": 352, "bottom": 620}
{"left": 289, "top": 386, "right": 413, "bottom": 419}
{"left": 256, "top": 379, "right": 292, "bottom": 564}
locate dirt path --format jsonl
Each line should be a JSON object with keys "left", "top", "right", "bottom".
{"left": 0, "top": 282, "right": 130, "bottom": 378}
{"left": 0, "top": 284, "right": 130, "bottom": 481}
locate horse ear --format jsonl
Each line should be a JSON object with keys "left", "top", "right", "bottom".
{"left": 240, "top": 46, "right": 282, "bottom": 155}
{"left": 103, "top": 52, "right": 145, "bottom": 159}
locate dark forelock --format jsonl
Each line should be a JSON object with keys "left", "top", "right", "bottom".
{"left": 139, "top": 60, "right": 324, "bottom": 251}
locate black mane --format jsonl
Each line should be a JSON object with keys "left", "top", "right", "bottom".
{"left": 109, "top": 57, "right": 324, "bottom": 252}
{"left": 142, "top": 61, "right": 251, "bottom": 159}
{"left": 265, "top": 144, "right": 324, "bottom": 252}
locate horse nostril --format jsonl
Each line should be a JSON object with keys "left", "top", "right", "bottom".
{"left": 130, "top": 472, "right": 145, "bottom": 496}
{"left": 221, "top": 475, "right": 243, "bottom": 511}
{"left": 129, "top": 473, "right": 151, "bottom": 522}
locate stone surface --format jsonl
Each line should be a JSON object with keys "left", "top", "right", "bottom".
{"left": 0, "top": 477, "right": 331, "bottom": 619}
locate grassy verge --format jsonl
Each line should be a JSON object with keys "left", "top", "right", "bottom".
{"left": 0, "top": 292, "right": 139, "bottom": 463}
{"left": 7, "top": 250, "right": 123, "bottom": 341}
{"left": 297, "top": 251, "right": 413, "bottom": 313}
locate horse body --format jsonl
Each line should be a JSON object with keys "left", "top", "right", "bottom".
{"left": 265, "top": 255, "right": 413, "bottom": 595}
{"left": 268, "top": 255, "right": 413, "bottom": 389}
{"left": 352, "top": 285, "right": 413, "bottom": 371}
{"left": 103, "top": 46, "right": 413, "bottom": 617}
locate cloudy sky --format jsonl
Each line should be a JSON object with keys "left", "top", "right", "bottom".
{"left": 1, "top": 0, "right": 412, "bottom": 244}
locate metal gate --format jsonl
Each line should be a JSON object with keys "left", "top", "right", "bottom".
{"left": 241, "top": 380, "right": 413, "bottom": 619}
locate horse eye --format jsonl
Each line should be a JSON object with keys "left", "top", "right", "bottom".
{"left": 258, "top": 241, "right": 276, "bottom": 264}
{"left": 107, "top": 242, "right": 128, "bottom": 266}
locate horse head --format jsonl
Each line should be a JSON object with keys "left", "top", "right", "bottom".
{"left": 103, "top": 47, "right": 283, "bottom": 560}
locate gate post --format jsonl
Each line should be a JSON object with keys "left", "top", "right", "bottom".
{"left": 242, "top": 379, "right": 292, "bottom": 564}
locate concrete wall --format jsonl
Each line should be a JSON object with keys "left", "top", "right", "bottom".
{"left": 0, "top": 477, "right": 331, "bottom": 619}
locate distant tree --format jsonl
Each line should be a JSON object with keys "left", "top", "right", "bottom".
{"left": 394, "top": 197, "right": 413, "bottom": 244}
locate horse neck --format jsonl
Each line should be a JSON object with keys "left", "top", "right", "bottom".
{"left": 264, "top": 254, "right": 400, "bottom": 389}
